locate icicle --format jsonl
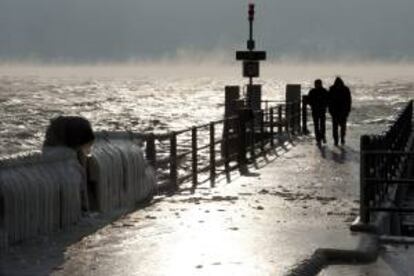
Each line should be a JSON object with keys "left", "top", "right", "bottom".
{"left": 0, "top": 147, "right": 82, "bottom": 247}
{"left": 89, "top": 132, "right": 155, "bottom": 212}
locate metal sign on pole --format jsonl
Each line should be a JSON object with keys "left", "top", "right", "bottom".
{"left": 235, "top": 3, "right": 267, "bottom": 83}
{"left": 235, "top": 3, "right": 267, "bottom": 110}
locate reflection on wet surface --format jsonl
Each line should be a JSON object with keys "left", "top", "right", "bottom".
{"left": 1, "top": 133, "right": 365, "bottom": 276}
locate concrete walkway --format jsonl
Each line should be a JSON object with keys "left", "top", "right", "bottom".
{"left": 1, "top": 126, "right": 370, "bottom": 276}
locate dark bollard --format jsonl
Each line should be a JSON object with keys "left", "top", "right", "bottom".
{"left": 302, "top": 95, "right": 309, "bottom": 135}
{"left": 145, "top": 133, "right": 156, "bottom": 168}
{"left": 286, "top": 84, "right": 301, "bottom": 134}
{"left": 237, "top": 109, "right": 253, "bottom": 174}
{"left": 225, "top": 86, "right": 241, "bottom": 117}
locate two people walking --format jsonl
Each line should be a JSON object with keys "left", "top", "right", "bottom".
{"left": 307, "top": 77, "right": 352, "bottom": 147}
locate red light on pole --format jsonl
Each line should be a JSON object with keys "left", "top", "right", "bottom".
{"left": 248, "top": 3, "right": 255, "bottom": 21}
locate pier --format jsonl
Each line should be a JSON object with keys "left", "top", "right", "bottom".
{"left": 1, "top": 98, "right": 412, "bottom": 275}
{"left": 1, "top": 4, "right": 414, "bottom": 276}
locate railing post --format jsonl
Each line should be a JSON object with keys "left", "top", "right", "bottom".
{"left": 170, "top": 132, "right": 178, "bottom": 191}
{"left": 260, "top": 111, "right": 265, "bottom": 155}
{"left": 373, "top": 136, "right": 380, "bottom": 202}
{"left": 237, "top": 110, "right": 250, "bottom": 175}
{"left": 270, "top": 108, "right": 274, "bottom": 148}
{"left": 278, "top": 105, "right": 283, "bottom": 143}
{"left": 224, "top": 119, "right": 231, "bottom": 182}
{"left": 360, "top": 135, "right": 370, "bottom": 224}
{"left": 209, "top": 122, "right": 216, "bottom": 187}
{"left": 409, "top": 100, "right": 413, "bottom": 132}
{"left": 145, "top": 133, "right": 156, "bottom": 167}
{"left": 296, "top": 99, "right": 301, "bottom": 134}
{"left": 192, "top": 127, "right": 198, "bottom": 191}
{"left": 285, "top": 104, "right": 290, "bottom": 135}
{"left": 302, "top": 95, "right": 309, "bottom": 135}
{"left": 250, "top": 113, "right": 256, "bottom": 164}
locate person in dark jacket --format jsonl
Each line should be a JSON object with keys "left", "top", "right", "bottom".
{"left": 307, "top": 79, "right": 329, "bottom": 146}
{"left": 328, "top": 77, "right": 352, "bottom": 146}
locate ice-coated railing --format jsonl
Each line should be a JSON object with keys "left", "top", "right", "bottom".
{"left": 0, "top": 132, "right": 156, "bottom": 253}
{"left": 89, "top": 131, "right": 155, "bottom": 212}
{"left": 0, "top": 148, "right": 83, "bottom": 252}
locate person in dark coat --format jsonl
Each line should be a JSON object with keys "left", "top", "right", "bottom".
{"left": 328, "top": 77, "right": 352, "bottom": 146}
{"left": 307, "top": 79, "right": 329, "bottom": 146}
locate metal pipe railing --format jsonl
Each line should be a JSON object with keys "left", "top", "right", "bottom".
{"left": 360, "top": 100, "right": 413, "bottom": 224}
{"left": 143, "top": 99, "right": 304, "bottom": 194}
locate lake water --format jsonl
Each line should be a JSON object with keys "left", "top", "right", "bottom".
{"left": 0, "top": 63, "right": 413, "bottom": 156}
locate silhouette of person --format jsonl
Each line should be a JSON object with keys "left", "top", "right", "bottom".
{"left": 328, "top": 77, "right": 352, "bottom": 146}
{"left": 43, "top": 116, "right": 95, "bottom": 211}
{"left": 307, "top": 79, "right": 329, "bottom": 146}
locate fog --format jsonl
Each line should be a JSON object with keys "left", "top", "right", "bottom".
{"left": 1, "top": 0, "right": 414, "bottom": 62}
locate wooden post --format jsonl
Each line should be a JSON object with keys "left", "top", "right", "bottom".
{"left": 360, "top": 135, "right": 370, "bottom": 224}
{"left": 270, "top": 108, "right": 274, "bottom": 148}
{"left": 192, "top": 127, "right": 198, "bottom": 191}
{"left": 286, "top": 84, "right": 301, "bottom": 134}
{"left": 209, "top": 122, "right": 216, "bottom": 187}
{"left": 225, "top": 86, "right": 241, "bottom": 117}
{"left": 145, "top": 133, "right": 156, "bottom": 167}
{"left": 170, "top": 132, "right": 178, "bottom": 190}
{"left": 302, "top": 96, "right": 309, "bottom": 135}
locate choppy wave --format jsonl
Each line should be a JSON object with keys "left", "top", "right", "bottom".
{"left": 0, "top": 65, "right": 413, "bottom": 156}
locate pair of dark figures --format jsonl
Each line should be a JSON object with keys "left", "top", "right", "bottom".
{"left": 307, "top": 77, "right": 352, "bottom": 146}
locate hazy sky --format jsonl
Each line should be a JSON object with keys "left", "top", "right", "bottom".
{"left": 1, "top": 0, "right": 414, "bottom": 62}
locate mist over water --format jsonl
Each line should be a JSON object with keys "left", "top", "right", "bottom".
{"left": 1, "top": 0, "right": 414, "bottom": 62}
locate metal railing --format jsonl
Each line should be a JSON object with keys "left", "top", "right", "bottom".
{"left": 360, "top": 100, "right": 414, "bottom": 223}
{"left": 0, "top": 99, "right": 305, "bottom": 195}
{"left": 145, "top": 100, "right": 303, "bottom": 193}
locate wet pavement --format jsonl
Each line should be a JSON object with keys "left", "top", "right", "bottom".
{"left": 1, "top": 125, "right": 390, "bottom": 276}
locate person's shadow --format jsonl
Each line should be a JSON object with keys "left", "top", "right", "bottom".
{"left": 331, "top": 146, "right": 346, "bottom": 163}
{"left": 317, "top": 144, "right": 327, "bottom": 159}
